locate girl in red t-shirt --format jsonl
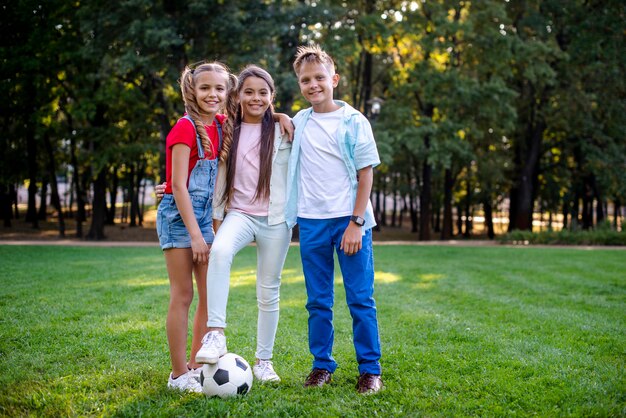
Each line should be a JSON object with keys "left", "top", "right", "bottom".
{"left": 156, "top": 62, "right": 237, "bottom": 393}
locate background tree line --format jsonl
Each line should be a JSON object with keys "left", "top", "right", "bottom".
{"left": 1, "top": 0, "right": 624, "bottom": 240}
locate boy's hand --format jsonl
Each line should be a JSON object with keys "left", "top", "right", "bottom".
{"left": 155, "top": 182, "right": 167, "bottom": 201}
{"left": 276, "top": 113, "right": 294, "bottom": 141}
{"left": 340, "top": 222, "right": 363, "bottom": 256}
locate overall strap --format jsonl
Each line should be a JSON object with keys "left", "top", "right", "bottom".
{"left": 182, "top": 114, "right": 205, "bottom": 160}
{"left": 215, "top": 119, "right": 223, "bottom": 153}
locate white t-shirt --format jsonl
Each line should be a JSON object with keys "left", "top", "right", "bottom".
{"left": 298, "top": 109, "right": 353, "bottom": 219}
{"left": 230, "top": 122, "right": 269, "bottom": 216}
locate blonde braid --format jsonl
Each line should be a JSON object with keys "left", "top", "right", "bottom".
{"left": 220, "top": 72, "right": 239, "bottom": 163}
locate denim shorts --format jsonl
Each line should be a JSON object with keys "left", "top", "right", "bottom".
{"left": 156, "top": 194, "right": 215, "bottom": 250}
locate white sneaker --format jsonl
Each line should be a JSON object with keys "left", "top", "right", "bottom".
{"left": 195, "top": 331, "right": 227, "bottom": 364}
{"left": 253, "top": 360, "right": 281, "bottom": 382}
{"left": 188, "top": 367, "right": 201, "bottom": 382}
{"left": 167, "top": 371, "right": 203, "bottom": 393}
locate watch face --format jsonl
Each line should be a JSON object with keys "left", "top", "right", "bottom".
{"left": 351, "top": 215, "right": 364, "bottom": 226}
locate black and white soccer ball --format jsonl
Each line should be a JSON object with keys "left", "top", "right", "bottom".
{"left": 200, "top": 353, "right": 253, "bottom": 398}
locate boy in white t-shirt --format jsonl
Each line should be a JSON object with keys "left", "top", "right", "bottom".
{"left": 285, "top": 44, "right": 383, "bottom": 394}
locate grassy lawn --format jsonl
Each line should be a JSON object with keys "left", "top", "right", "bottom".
{"left": 0, "top": 244, "right": 624, "bottom": 417}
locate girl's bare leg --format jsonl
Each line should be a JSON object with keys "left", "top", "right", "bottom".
{"left": 164, "top": 248, "right": 194, "bottom": 378}
{"left": 189, "top": 260, "right": 209, "bottom": 369}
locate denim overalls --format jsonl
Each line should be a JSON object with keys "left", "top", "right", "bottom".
{"left": 157, "top": 115, "right": 222, "bottom": 250}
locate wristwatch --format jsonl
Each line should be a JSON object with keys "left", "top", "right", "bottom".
{"left": 350, "top": 215, "right": 365, "bottom": 226}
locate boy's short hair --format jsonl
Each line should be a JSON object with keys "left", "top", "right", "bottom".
{"left": 293, "top": 44, "right": 336, "bottom": 76}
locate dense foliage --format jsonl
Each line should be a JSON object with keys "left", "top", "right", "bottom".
{"left": 1, "top": 1, "right": 624, "bottom": 239}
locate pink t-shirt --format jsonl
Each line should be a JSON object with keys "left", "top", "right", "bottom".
{"left": 229, "top": 122, "right": 269, "bottom": 216}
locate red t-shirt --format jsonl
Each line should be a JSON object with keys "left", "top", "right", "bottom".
{"left": 164, "top": 114, "right": 226, "bottom": 194}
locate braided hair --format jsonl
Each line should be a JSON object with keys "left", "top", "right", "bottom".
{"left": 179, "top": 62, "right": 237, "bottom": 159}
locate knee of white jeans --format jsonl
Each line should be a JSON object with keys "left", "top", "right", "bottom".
{"left": 209, "top": 242, "right": 235, "bottom": 264}
{"left": 257, "top": 295, "right": 280, "bottom": 312}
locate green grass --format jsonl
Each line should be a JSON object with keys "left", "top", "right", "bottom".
{"left": 0, "top": 244, "right": 624, "bottom": 417}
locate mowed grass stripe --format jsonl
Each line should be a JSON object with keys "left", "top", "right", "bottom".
{"left": 0, "top": 245, "right": 623, "bottom": 417}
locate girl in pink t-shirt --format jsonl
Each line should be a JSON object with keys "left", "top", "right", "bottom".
{"left": 195, "top": 65, "right": 292, "bottom": 383}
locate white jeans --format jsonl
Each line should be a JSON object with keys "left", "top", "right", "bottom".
{"left": 207, "top": 210, "right": 292, "bottom": 360}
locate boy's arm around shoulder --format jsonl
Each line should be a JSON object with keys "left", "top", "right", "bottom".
{"left": 352, "top": 113, "right": 380, "bottom": 170}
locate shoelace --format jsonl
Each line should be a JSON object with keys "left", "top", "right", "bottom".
{"left": 202, "top": 332, "right": 221, "bottom": 345}
{"left": 256, "top": 361, "right": 275, "bottom": 376}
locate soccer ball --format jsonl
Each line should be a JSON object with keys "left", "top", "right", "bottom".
{"left": 200, "top": 353, "right": 253, "bottom": 398}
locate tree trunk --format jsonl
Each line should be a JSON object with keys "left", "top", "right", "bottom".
{"left": 139, "top": 178, "right": 146, "bottom": 226}
{"left": 107, "top": 167, "right": 119, "bottom": 225}
{"left": 380, "top": 176, "right": 387, "bottom": 227}
{"left": 509, "top": 81, "right": 546, "bottom": 231}
{"left": 24, "top": 87, "right": 39, "bottom": 228}
{"left": 456, "top": 203, "right": 464, "bottom": 236}
{"left": 391, "top": 173, "right": 398, "bottom": 227}
{"left": 136, "top": 162, "right": 146, "bottom": 226}
{"left": 592, "top": 176, "right": 605, "bottom": 225}
{"left": 38, "top": 180, "right": 48, "bottom": 220}
{"left": 419, "top": 138, "right": 432, "bottom": 241}
{"left": 70, "top": 137, "right": 85, "bottom": 238}
{"left": 25, "top": 124, "right": 39, "bottom": 228}
{"left": 10, "top": 184, "right": 18, "bottom": 219}
{"left": 571, "top": 192, "right": 581, "bottom": 230}
{"left": 406, "top": 171, "right": 418, "bottom": 233}
{"left": 484, "top": 199, "right": 495, "bottom": 239}
{"left": 463, "top": 179, "right": 472, "bottom": 238}
{"left": 129, "top": 164, "right": 138, "bottom": 227}
{"left": 582, "top": 178, "right": 593, "bottom": 230}
{"left": 87, "top": 168, "right": 107, "bottom": 240}
{"left": 441, "top": 168, "right": 454, "bottom": 240}
{"left": 43, "top": 132, "right": 65, "bottom": 237}
{"left": 1, "top": 184, "right": 12, "bottom": 227}
{"left": 548, "top": 211, "right": 553, "bottom": 230}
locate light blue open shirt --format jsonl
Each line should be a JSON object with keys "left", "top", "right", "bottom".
{"left": 285, "top": 100, "right": 380, "bottom": 232}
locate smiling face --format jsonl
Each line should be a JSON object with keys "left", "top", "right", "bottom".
{"left": 239, "top": 76, "right": 273, "bottom": 123}
{"left": 296, "top": 61, "right": 340, "bottom": 113}
{"left": 193, "top": 70, "right": 228, "bottom": 122}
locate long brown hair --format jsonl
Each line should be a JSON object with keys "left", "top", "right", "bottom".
{"left": 221, "top": 65, "right": 276, "bottom": 207}
{"left": 179, "top": 62, "right": 237, "bottom": 159}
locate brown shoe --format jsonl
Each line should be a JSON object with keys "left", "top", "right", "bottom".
{"left": 304, "top": 368, "right": 332, "bottom": 387}
{"left": 356, "top": 373, "right": 383, "bottom": 394}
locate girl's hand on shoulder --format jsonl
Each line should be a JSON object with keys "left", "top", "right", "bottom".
{"left": 191, "top": 236, "right": 209, "bottom": 264}
{"left": 340, "top": 223, "right": 363, "bottom": 256}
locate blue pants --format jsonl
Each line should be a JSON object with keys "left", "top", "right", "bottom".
{"left": 298, "top": 216, "right": 382, "bottom": 375}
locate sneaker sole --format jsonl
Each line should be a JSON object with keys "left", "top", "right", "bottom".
{"left": 195, "top": 348, "right": 227, "bottom": 364}
{"left": 256, "top": 376, "right": 281, "bottom": 383}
